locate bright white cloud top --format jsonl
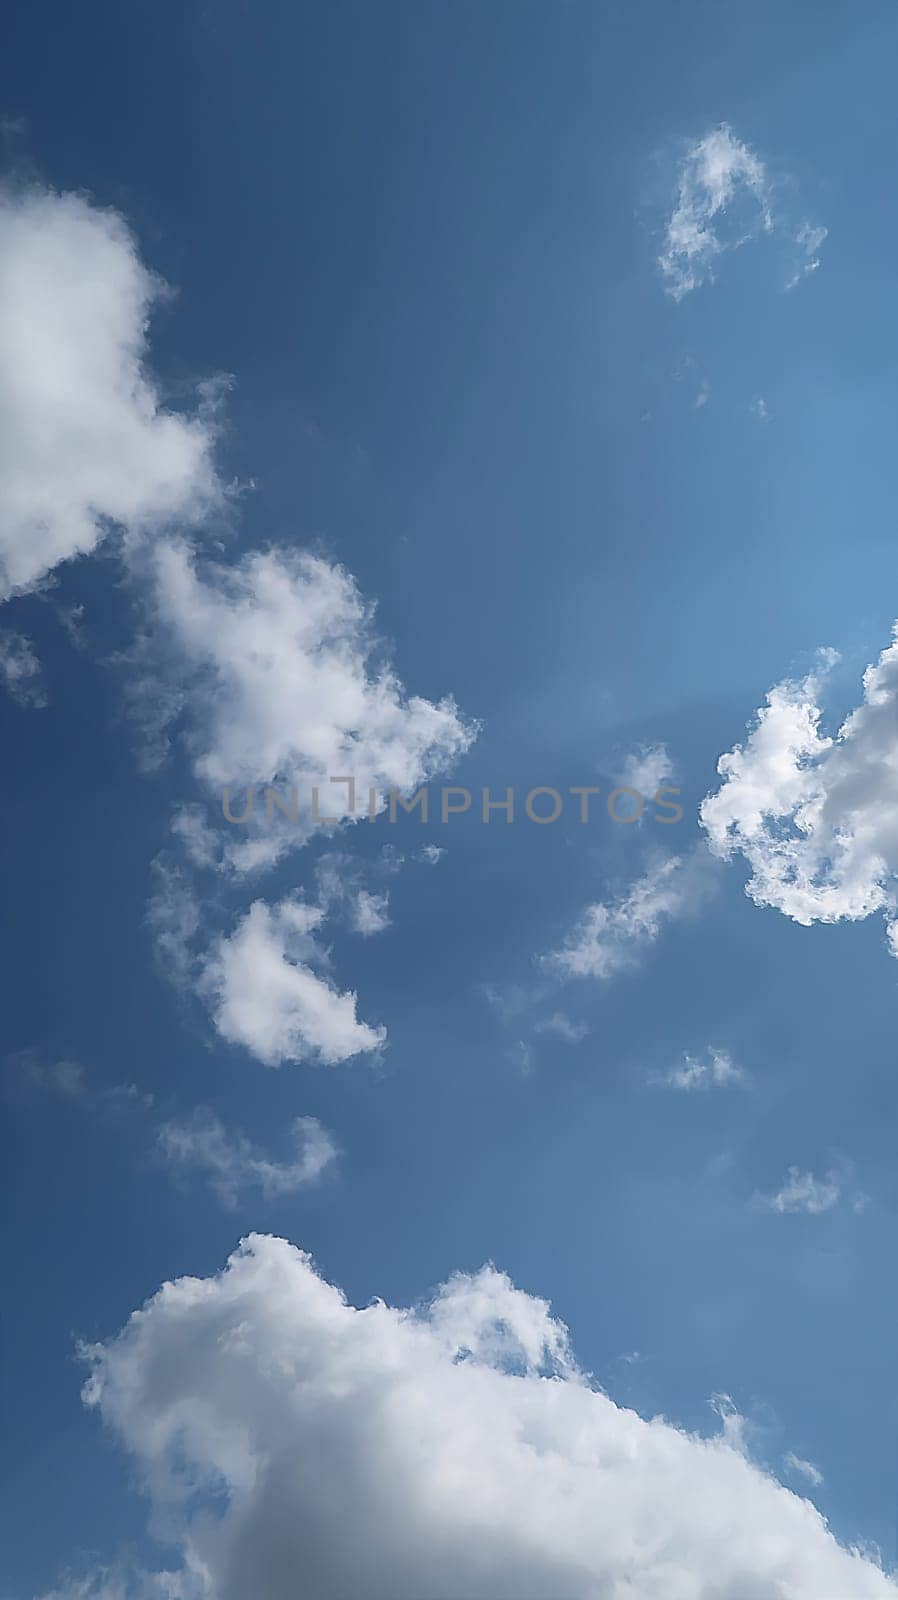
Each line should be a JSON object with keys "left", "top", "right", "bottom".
{"left": 0, "top": 184, "right": 220, "bottom": 603}
{"left": 75, "top": 1234, "right": 897, "bottom": 1600}
{"left": 150, "top": 539, "right": 473, "bottom": 793}
{"left": 701, "top": 634, "right": 898, "bottom": 951}
{"left": 142, "top": 538, "right": 475, "bottom": 871}
{"left": 200, "top": 898, "right": 385, "bottom": 1066}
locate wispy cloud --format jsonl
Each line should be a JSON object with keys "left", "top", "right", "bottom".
{"left": 758, "top": 1167, "right": 841, "bottom": 1215}
{"left": 658, "top": 125, "right": 825, "bottom": 300}
{"left": 783, "top": 1451, "right": 824, "bottom": 1488}
{"left": 787, "top": 222, "right": 828, "bottom": 290}
{"left": 2, "top": 1051, "right": 152, "bottom": 1115}
{"left": 315, "top": 853, "right": 391, "bottom": 937}
{"left": 617, "top": 742, "right": 676, "bottom": 804}
{"left": 0, "top": 627, "right": 46, "bottom": 707}
{"left": 543, "top": 848, "right": 717, "bottom": 982}
{"left": 158, "top": 1109, "right": 336, "bottom": 1207}
{"left": 533, "top": 1012, "right": 588, "bottom": 1044}
{"left": 659, "top": 125, "right": 773, "bottom": 299}
{"left": 654, "top": 1047, "right": 747, "bottom": 1092}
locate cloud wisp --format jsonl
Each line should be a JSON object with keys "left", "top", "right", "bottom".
{"left": 758, "top": 1166, "right": 842, "bottom": 1215}
{"left": 158, "top": 1110, "right": 336, "bottom": 1207}
{"left": 654, "top": 1046, "right": 747, "bottom": 1092}
{"left": 0, "top": 627, "right": 46, "bottom": 706}
{"left": 544, "top": 847, "right": 717, "bottom": 982}
{"left": 658, "top": 124, "right": 825, "bottom": 300}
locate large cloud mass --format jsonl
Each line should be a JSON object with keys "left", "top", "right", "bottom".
{"left": 0, "top": 185, "right": 220, "bottom": 602}
{"left": 75, "top": 1234, "right": 896, "bottom": 1600}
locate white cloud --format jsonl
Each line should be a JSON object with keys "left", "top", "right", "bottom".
{"left": 169, "top": 805, "right": 223, "bottom": 871}
{"left": 656, "top": 1046, "right": 747, "bottom": 1091}
{"left": 158, "top": 1109, "right": 336, "bottom": 1206}
{"left": 148, "top": 854, "right": 391, "bottom": 1063}
{"left": 351, "top": 888, "right": 391, "bottom": 936}
{"left": 533, "top": 1012, "right": 588, "bottom": 1044}
{"left": 314, "top": 853, "right": 391, "bottom": 936}
{"left": 751, "top": 396, "right": 770, "bottom": 422}
{"left": 787, "top": 222, "right": 828, "bottom": 289}
{"left": 145, "top": 859, "right": 204, "bottom": 989}
{"left": 784, "top": 1451, "right": 825, "bottom": 1489}
{"left": 617, "top": 741, "right": 675, "bottom": 800}
{"left": 200, "top": 897, "right": 385, "bottom": 1066}
{"left": 0, "top": 184, "right": 221, "bottom": 604}
{"left": 659, "top": 125, "right": 773, "bottom": 299}
{"left": 658, "top": 125, "right": 825, "bottom": 300}
{"left": 544, "top": 848, "right": 716, "bottom": 981}
{"left": 0, "top": 626, "right": 46, "bottom": 706}
{"left": 138, "top": 539, "right": 475, "bottom": 872}
{"left": 760, "top": 1167, "right": 841, "bottom": 1215}
{"left": 74, "top": 1234, "right": 897, "bottom": 1600}
{"left": 701, "top": 636, "right": 898, "bottom": 948}
{"left": 416, "top": 843, "right": 446, "bottom": 865}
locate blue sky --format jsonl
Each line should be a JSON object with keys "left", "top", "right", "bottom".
{"left": 4, "top": 4, "right": 898, "bottom": 1597}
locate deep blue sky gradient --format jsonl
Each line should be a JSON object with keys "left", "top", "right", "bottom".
{"left": 4, "top": 2, "right": 898, "bottom": 1591}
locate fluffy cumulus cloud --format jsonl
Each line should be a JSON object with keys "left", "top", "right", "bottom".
{"left": 200, "top": 897, "right": 385, "bottom": 1066}
{"left": 701, "top": 636, "right": 898, "bottom": 952}
{"left": 138, "top": 539, "right": 475, "bottom": 871}
{"left": 0, "top": 184, "right": 221, "bottom": 603}
{"left": 658, "top": 124, "right": 825, "bottom": 300}
{"left": 544, "top": 848, "right": 717, "bottom": 981}
{"left": 137, "top": 544, "right": 473, "bottom": 1048}
{"left": 158, "top": 1110, "right": 336, "bottom": 1206}
{"left": 72, "top": 1234, "right": 897, "bottom": 1600}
